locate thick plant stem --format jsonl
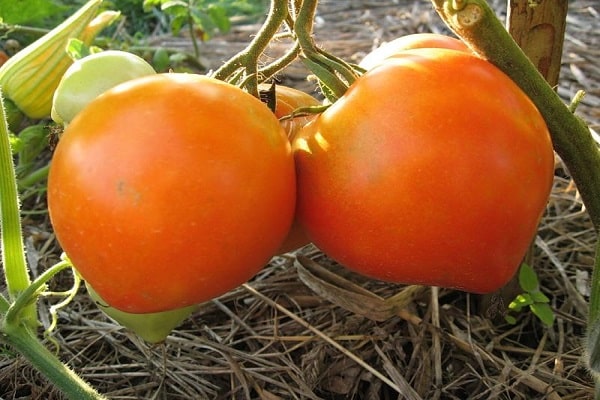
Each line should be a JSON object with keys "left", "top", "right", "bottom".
{"left": 1, "top": 323, "right": 107, "bottom": 400}
{"left": 430, "top": 0, "right": 600, "bottom": 232}
{"left": 293, "top": 0, "right": 358, "bottom": 100}
{"left": 211, "top": 0, "right": 288, "bottom": 96}
{"left": 1, "top": 92, "right": 104, "bottom": 397}
{"left": 0, "top": 91, "right": 36, "bottom": 327}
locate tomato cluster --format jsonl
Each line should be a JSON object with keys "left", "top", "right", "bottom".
{"left": 48, "top": 34, "right": 553, "bottom": 318}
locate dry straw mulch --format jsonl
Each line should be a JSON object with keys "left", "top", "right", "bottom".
{"left": 1, "top": 0, "right": 599, "bottom": 399}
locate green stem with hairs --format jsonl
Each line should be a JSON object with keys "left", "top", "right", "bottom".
{"left": 1, "top": 323, "right": 107, "bottom": 400}
{"left": 0, "top": 90, "right": 36, "bottom": 328}
{"left": 211, "top": 0, "right": 288, "bottom": 96}
{"left": 293, "top": 0, "right": 359, "bottom": 100}
{"left": 1, "top": 91, "right": 105, "bottom": 398}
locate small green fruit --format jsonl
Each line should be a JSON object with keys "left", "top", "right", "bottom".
{"left": 86, "top": 282, "right": 195, "bottom": 343}
{"left": 52, "top": 50, "right": 155, "bottom": 125}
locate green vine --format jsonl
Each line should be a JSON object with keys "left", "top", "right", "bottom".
{"left": 0, "top": 91, "right": 105, "bottom": 399}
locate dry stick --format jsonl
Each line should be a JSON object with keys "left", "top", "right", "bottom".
{"left": 452, "top": 330, "right": 561, "bottom": 399}
{"left": 506, "top": 0, "right": 567, "bottom": 88}
{"left": 401, "top": 308, "right": 563, "bottom": 399}
{"left": 241, "top": 283, "right": 420, "bottom": 398}
{"left": 398, "top": 299, "right": 565, "bottom": 396}
{"left": 429, "top": 287, "right": 443, "bottom": 400}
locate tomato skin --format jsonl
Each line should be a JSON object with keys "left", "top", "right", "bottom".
{"left": 260, "top": 84, "right": 321, "bottom": 139}
{"left": 359, "top": 33, "right": 470, "bottom": 70}
{"left": 48, "top": 73, "right": 296, "bottom": 313}
{"left": 263, "top": 84, "right": 321, "bottom": 254}
{"left": 293, "top": 48, "right": 554, "bottom": 293}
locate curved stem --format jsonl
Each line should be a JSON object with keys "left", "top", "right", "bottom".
{"left": 258, "top": 41, "right": 301, "bottom": 83}
{"left": 211, "top": 0, "right": 288, "bottom": 97}
{"left": 293, "top": 0, "right": 318, "bottom": 51}
{"left": 293, "top": 0, "right": 358, "bottom": 100}
{"left": 18, "top": 163, "right": 50, "bottom": 188}
{"left": 0, "top": 23, "right": 49, "bottom": 38}
{"left": 1, "top": 323, "right": 107, "bottom": 400}
{"left": 5, "top": 260, "right": 73, "bottom": 325}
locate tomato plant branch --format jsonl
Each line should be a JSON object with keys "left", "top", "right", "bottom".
{"left": 17, "top": 163, "right": 50, "bottom": 188}
{"left": 293, "top": 0, "right": 359, "bottom": 100}
{"left": 211, "top": 0, "right": 288, "bottom": 96}
{"left": 1, "top": 323, "right": 107, "bottom": 400}
{"left": 0, "top": 91, "right": 36, "bottom": 328}
{"left": 1, "top": 93, "right": 105, "bottom": 397}
{"left": 430, "top": 0, "right": 600, "bottom": 232}
{"left": 258, "top": 41, "right": 301, "bottom": 83}
{"left": 0, "top": 22, "right": 49, "bottom": 38}
{"left": 4, "top": 259, "right": 73, "bottom": 325}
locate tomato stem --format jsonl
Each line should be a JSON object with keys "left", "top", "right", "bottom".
{"left": 0, "top": 90, "right": 37, "bottom": 328}
{"left": 4, "top": 259, "right": 74, "bottom": 325}
{"left": 258, "top": 41, "right": 301, "bottom": 83}
{"left": 211, "top": 0, "right": 288, "bottom": 97}
{"left": 1, "top": 322, "right": 108, "bottom": 400}
{"left": 293, "top": 0, "right": 359, "bottom": 101}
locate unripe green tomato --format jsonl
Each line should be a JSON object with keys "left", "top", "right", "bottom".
{"left": 51, "top": 50, "right": 156, "bottom": 125}
{"left": 86, "top": 283, "right": 195, "bottom": 343}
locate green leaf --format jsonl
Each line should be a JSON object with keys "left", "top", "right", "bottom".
{"left": 142, "top": 0, "right": 163, "bottom": 12}
{"left": 504, "top": 314, "right": 517, "bottom": 325}
{"left": 16, "top": 124, "right": 47, "bottom": 170}
{"left": 0, "top": 0, "right": 64, "bottom": 25}
{"left": 161, "top": 0, "right": 188, "bottom": 11}
{"left": 7, "top": 132, "right": 22, "bottom": 154}
{"left": 208, "top": 4, "right": 231, "bottom": 33}
{"left": 530, "top": 302, "right": 555, "bottom": 326}
{"left": 518, "top": 263, "right": 539, "bottom": 292}
{"left": 169, "top": 15, "right": 187, "bottom": 36}
{"left": 65, "top": 38, "right": 93, "bottom": 61}
{"left": 529, "top": 290, "right": 550, "bottom": 304}
{"left": 508, "top": 293, "right": 533, "bottom": 311}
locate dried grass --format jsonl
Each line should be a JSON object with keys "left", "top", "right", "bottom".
{"left": 1, "top": 0, "right": 599, "bottom": 399}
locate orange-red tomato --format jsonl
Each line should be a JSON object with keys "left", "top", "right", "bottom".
{"left": 0, "top": 50, "right": 9, "bottom": 66}
{"left": 262, "top": 84, "right": 321, "bottom": 254}
{"left": 359, "top": 33, "right": 470, "bottom": 70}
{"left": 260, "top": 84, "right": 321, "bottom": 138}
{"left": 293, "top": 48, "right": 554, "bottom": 294}
{"left": 48, "top": 73, "right": 296, "bottom": 313}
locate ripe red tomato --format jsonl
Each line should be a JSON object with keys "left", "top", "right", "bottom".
{"left": 262, "top": 84, "right": 321, "bottom": 254}
{"left": 263, "top": 84, "right": 321, "bottom": 140}
{"left": 293, "top": 48, "right": 554, "bottom": 294}
{"left": 359, "top": 33, "right": 470, "bottom": 70}
{"left": 48, "top": 73, "right": 296, "bottom": 313}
